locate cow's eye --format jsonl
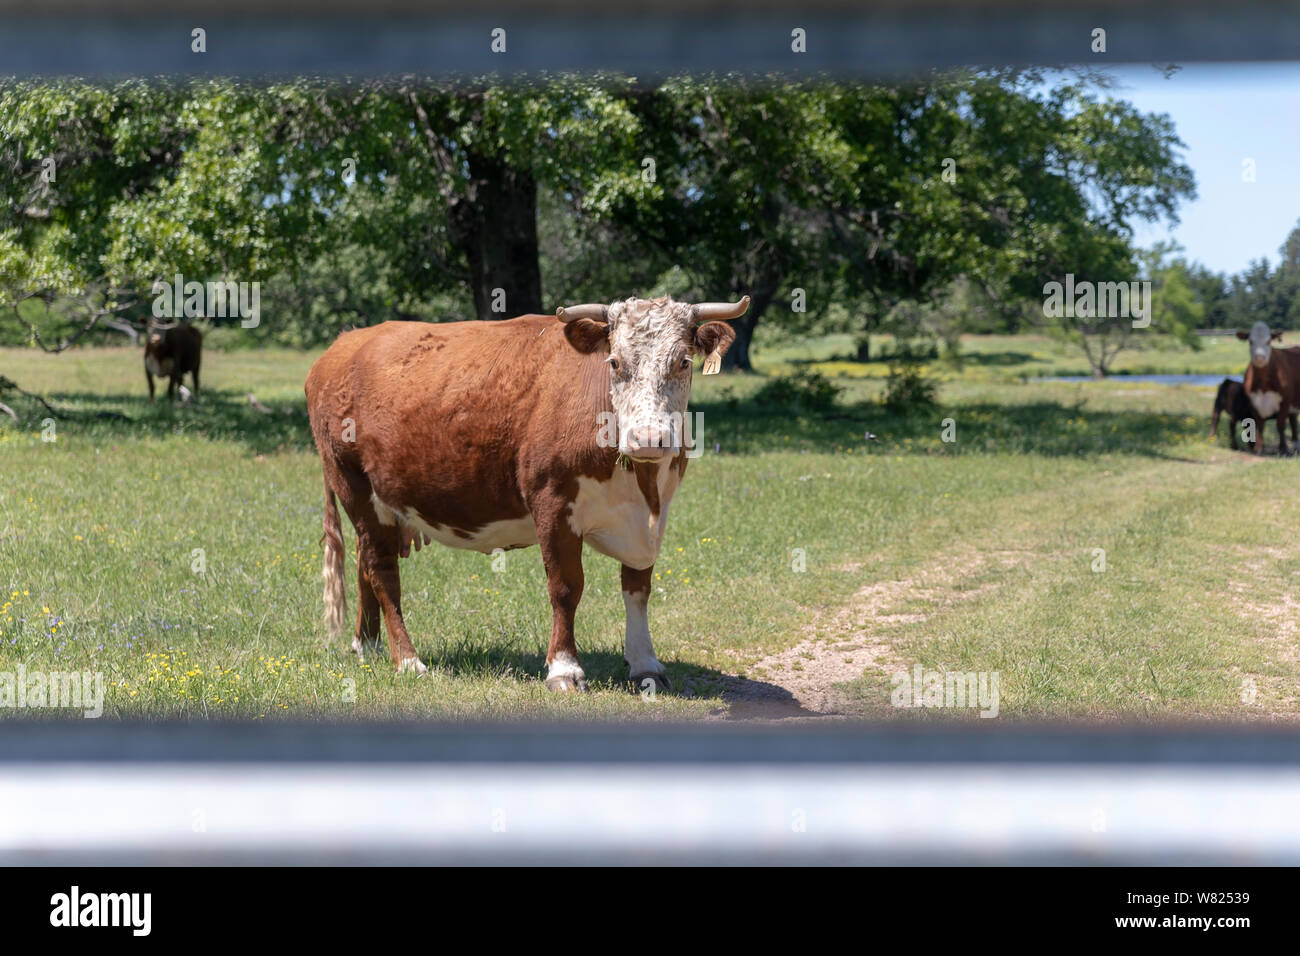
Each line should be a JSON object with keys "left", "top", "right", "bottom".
{"left": 607, "top": 356, "right": 621, "bottom": 374}
{"left": 680, "top": 356, "right": 692, "bottom": 370}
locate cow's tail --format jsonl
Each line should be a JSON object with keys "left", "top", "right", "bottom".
{"left": 321, "top": 481, "right": 348, "bottom": 644}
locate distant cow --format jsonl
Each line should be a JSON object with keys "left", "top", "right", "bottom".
{"left": 1235, "top": 323, "right": 1300, "bottom": 454}
{"left": 305, "top": 295, "right": 746, "bottom": 690}
{"left": 145, "top": 324, "right": 202, "bottom": 402}
{"left": 1210, "top": 377, "right": 1297, "bottom": 450}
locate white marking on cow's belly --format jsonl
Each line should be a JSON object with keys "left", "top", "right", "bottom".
{"left": 145, "top": 356, "right": 173, "bottom": 377}
{"left": 1251, "top": 390, "right": 1283, "bottom": 418}
{"left": 371, "top": 494, "right": 536, "bottom": 554}
{"left": 567, "top": 461, "right": 681, "bottom": 570}
{"left": 370, "top": 492, "right": 397, "bottom": 525}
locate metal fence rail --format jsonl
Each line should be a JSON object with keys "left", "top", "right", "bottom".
{"left": 1, "top": 2, "right": 1300, "bottom": 77}
{"left": 3, "top": 722, "right": 1297, "bottom": 864}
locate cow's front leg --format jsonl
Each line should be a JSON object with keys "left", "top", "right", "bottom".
{"left": 146, "top": 372, "right": 155, "bottom": 403}
{"left": 1279, "top": 412, "right": 1292, "bottom": 456}
{"left": 536, "top": 509, "right": 587, "bottom": 692}
{"left": 622, "top": 564, "right": 669, "bottom": 692}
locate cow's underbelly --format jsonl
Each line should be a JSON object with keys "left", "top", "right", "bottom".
{"left": 146, "top": 356, "right": 173, "bottom": 377}
{"left": 370, "top": 493, "right": 537, "bottom": 554}
{"left": 1251, "top": 390, "right": 1283, "bottom": 419}
{"left": 567, "top": 465, "right": 681, "bottom": 570}
{"left": 367, "top": 460, "right": 681, "bottom": 567}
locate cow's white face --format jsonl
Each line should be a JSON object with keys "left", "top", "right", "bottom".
{"left": 559, "top": 295, "right": 742, "bottom": 461}
{"left": 605, "top": 297, "right": 697, "bottom": 461}
{"left": 1247, "top": 321, "right": 1275, "bottom": 368}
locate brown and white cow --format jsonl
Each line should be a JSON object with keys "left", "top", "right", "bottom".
{"left": 304, "top": 295, "right": 746, "bottom": 690}
{"left": 144, "top": 323, "right": 202, "bottom": 402}
{"left": 1236, "top": 322, "right": 1300, "bottom": 454}
{"left": 1211, "top": 377, "right": 1297, "bottom": 451}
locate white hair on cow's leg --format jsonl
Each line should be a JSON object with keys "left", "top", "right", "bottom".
{"left": 396, "top": 655, "right": 428, "bottom": 675}
{"left": 623, "top": 588, "right": 665, "bottom": 681}
{"left": 546, "top": 651, "right": 586, "bottom": 688}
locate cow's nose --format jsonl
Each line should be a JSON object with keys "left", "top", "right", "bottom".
{"left": 626, "top": 425, "right": 674, "bottom": 459}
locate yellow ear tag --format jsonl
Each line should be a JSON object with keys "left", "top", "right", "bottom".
{"left": 701, "top": 350, "right": 722, "bottom": 375}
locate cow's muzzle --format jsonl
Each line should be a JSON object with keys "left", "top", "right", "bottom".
{"left": 625, "top": 424, "right": 679, "bottom": 461}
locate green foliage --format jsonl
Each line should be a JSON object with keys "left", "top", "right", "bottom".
{"left": 1, "top": 70, "right": 1203, "bottom": 355}
{"left": 882, "top": 359, "right": 939, "bottom": 412}
{"left": 752, "top": 369, "right": 843, "bottom": 414}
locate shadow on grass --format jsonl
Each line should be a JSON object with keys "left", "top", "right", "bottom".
{"left": 951, "top": 350, "right": 1039, "bottom": 368}
{"left": 1, "top": 387, "right": 313, "bottom": 455}
{"left": 415, "top": 637, "right": 805, "bottom": 712}
{"left": 0, "top": 382, "right": 1258, "bottom": 460}
{"left": 693, "top": 395, "right": 1222, "bottom": 459}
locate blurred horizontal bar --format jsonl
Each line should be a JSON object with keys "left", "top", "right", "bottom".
{"left": 3, "top": 721, "right": 1300, "bottom": 764}
{"left": 3, "top": 762, "right": 1299, "bottom": 864}
{"left": 0, "top": 4, "right": 1299, "bottom": 78}
{"left": 5, "top": 725, "right": 1296, "bottom": 863}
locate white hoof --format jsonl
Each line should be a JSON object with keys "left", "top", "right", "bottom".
{"left": 350, "top": 636, "right": 382, "bottom": 660}
{"left": 545, "top": 652, "right": 588, "bottom": 693}
{"left": 397, "top": 656, "right": 428, "bottom": 675}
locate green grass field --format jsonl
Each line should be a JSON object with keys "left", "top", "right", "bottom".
{"left": 1, "top": 331, "right": 1296, "bottom": 722}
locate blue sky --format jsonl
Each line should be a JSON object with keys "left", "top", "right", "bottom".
{"left": 1089, "top": 63, "right": 1300, "bottom": 276}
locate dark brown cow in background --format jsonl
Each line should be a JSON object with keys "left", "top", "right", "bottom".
{"left": 145, "top": 323, "right": 202, "bottom": 402}
{"left": 1236, "top": 322, "right": 1300, "bottom": 454}
{"left": 1210, "top": 377, "right": 1297, "bottom": 451}
{"left": 305, "top": 294, "right": 746, "bottom": 691}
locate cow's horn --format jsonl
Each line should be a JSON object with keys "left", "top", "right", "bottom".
{"left": 692, "top": 296, "right": 751, "bottom": 321}
{"left": 556, "top": 304, "right": 609, "bottom": 323}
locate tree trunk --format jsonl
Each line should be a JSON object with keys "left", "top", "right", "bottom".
{"left": 721, "top": 289, "right": 775, "bottom": 372}
{"left": 449, "top": 150, "right": 543, "bottom": 319}
{"left": 856, "top": 337, "right": 871, "bottom": 362}
{"left": 725, "top": 312, "right": 758, "bottom": 371}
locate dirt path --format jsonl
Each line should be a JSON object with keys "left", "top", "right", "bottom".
{"left": 711, "top": 453, "right": 1298, "bottom": 721}
{"left": 714, "top": 549, "right": 1035, "bottom": 719}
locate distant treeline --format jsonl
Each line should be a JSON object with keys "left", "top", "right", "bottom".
{"left": 0, "top": 69, "right": 1223, "bottom": 373}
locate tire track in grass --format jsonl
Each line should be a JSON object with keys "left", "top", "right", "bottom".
{"left": 717, "top": 451, "right": 1283, "bottom": 719}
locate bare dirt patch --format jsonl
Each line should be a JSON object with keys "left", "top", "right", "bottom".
{"left": 714, "top": 549, "right": 1035, "bottom": 719}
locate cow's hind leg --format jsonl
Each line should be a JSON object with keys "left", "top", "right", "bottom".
{"left": 352, "top": 560, "right": 383, "bottom": 661}
{"left": 358, "top": 529, "right": 427, "bottom": 674}
{"left": 622, "top": 564, "right": 669, "bottom": 693}
{"left": 1279, "top": 415, "right": 1291, "bottom": 456}
{"left": 535, "top": 506, "right": 587, "bottom": 692}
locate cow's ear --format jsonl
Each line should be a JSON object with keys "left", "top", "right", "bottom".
{"left": 1236, "top": 330, "right": 1249, "bottom": 340}
{"left": 562, "top": 318, "right": 609, "bottom": 354}
{"left": 1271, "top": 329, "right": 1284, "bottom": 341}
{"left": 694, "top": 320, "right": 736, "bottom": 375}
